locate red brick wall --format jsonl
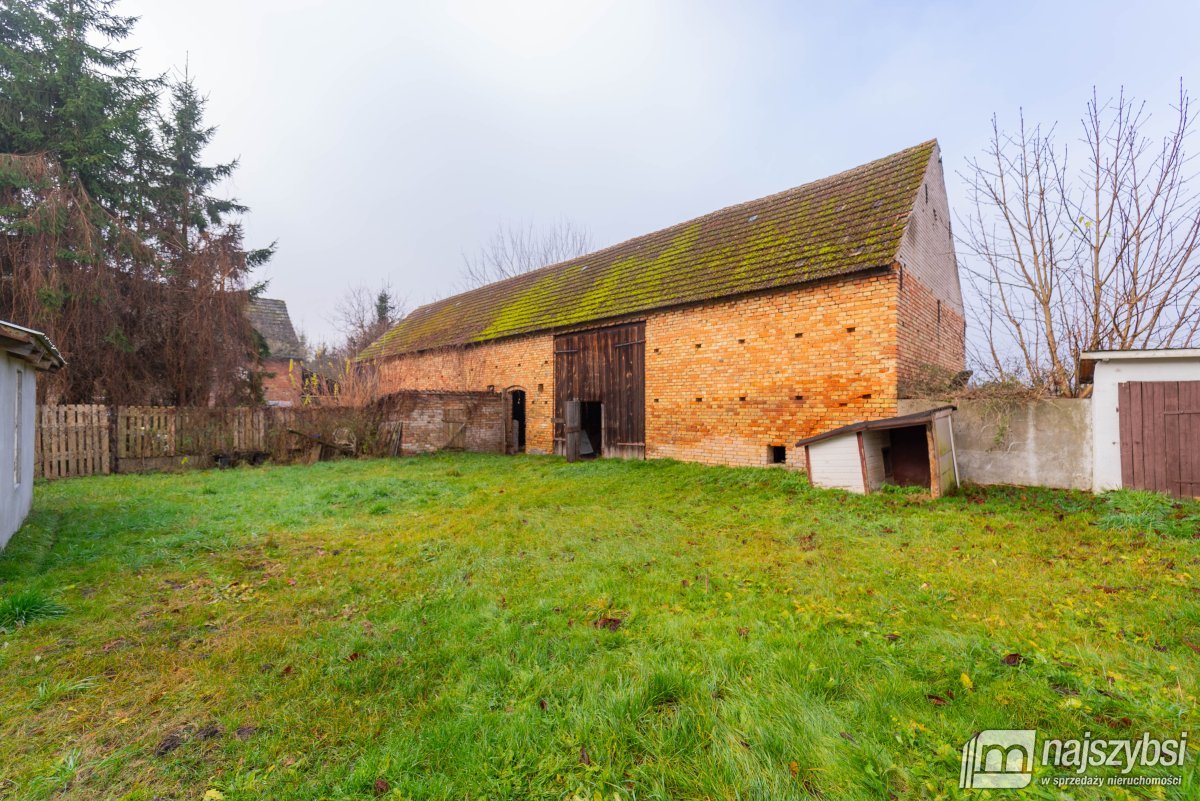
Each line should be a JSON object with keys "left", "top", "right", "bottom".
{"left": 897, "top": 271, "right": 967, "bottom": 393}
{"left": 376, "top": 273, "right": 906, "bottom": 467}
{"left": 644, "top": 273, "right": 898, "bottom": 467}
{"left": 261, "top": 358, "right": 302, "bottom": 406}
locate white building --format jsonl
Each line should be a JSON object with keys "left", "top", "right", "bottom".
{"left": 1, "top": 321, "right": 64, "bottom": 550}
{"left": 795, "top": 406, "right": 959, "bottom": 497}
{"left": 1080, "top": 348, "right": 1200, "bottom": 497}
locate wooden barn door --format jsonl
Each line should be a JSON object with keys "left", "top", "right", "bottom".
{"left": 1118, "top": 381, "right": 1200, "bottom": 498}
{"left": 554, "top": 322, "right": 645, "bottom": 459}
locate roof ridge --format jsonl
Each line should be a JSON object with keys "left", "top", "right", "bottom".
{"left": 364, "top": 139, "right": 937, "bottom": 358}
{"left": 402, "top": 139, "right": 937, "bottom": 321}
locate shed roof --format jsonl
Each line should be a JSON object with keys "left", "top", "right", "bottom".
{"left": 0, "top": 320, "right": 65, "bottom": 371}
{"left": 1078, "top": 347, "right": 1200, "bottom": 384}
{"left": 246, "top": 298, "right": 305, "bottom": 361}
{"left": 795, "top": 406, "right": 955, "bottom": 447}
{"left": 361, "top": 140, "right": 938, "bottom": 359}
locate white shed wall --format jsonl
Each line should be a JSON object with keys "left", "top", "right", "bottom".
{"left": 806, "top": 433, "right": 866, "bottom": 493}
{"left": 1, "top": 352, "right": 37, "bottom": 549}
{"left": 861, "top": 429, "right": 890, "bottom": 491}
{"left": 1091, "top": 356, "right": 1200, "bottom": 492}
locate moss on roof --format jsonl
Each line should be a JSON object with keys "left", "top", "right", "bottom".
{"left": 360, "top": 140, "right": 936, "bottom": 360}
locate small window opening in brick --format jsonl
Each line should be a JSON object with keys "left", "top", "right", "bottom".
{"left": 794, "top": 394, "right": 804, "bottom": 401}
{"left": 695, "top": 343, "right": 702, "bottom": 348}
{"left": 739, "top": 395, "right": 747, "bottom": 402}
{"left": 839, "top": 401, "right": 848, "bottom": 407}
{"left": 769, "top": 445, "right": 787, "bottom": 464}
{"left": 794, "top": 332, "right": 803, "bottom": 338}
{"left": 537, "top": 383, "right": 544, "bottom": 393}
{"left": 937, "top": 299, "right": 942, "bottom": 325}
{"left": 737, "top": 338, "right": 745, "bottom": 344}
{"left": 846, "top": 326, "right": 856, "bottom": 333}
{"left": 695, "top": 397, "right": 703, "bottom": 403}
{"left": 653, "top": 347, "right": 660, "bottom": 354}
{"left": 654, "top": 398, "right": 659, "bottom": 403}
{"left": 861, "top": 393, "right": 872, "bottom": 399}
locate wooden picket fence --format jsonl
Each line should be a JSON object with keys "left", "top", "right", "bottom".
{"left": 34, "top": 404, "right": 110, "bottom": 479}
{"left": 34, "top": 404, "right": 379, "bottom": 480}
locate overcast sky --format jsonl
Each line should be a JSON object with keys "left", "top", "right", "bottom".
{"left": 121, "top": 0, "right": 1200, "bottom": 345}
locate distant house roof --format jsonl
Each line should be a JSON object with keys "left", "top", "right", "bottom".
{"left": 1078, "top": 347, "right": 1200, "bottom": 384}
{"left": 0, "top": 320, "right": 65, "bottom": 371}
{"left": 360, "top": 140, "right": 938, "bottom": 360}
{"left": 246, "top": 298, "right": 305, "bottom": 361}
{"left": 794, "top": 405, "right": 955, "bottom": 447}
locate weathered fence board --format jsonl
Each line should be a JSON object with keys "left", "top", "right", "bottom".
{"left": 34, "top": 404, "right": 110, "bottom": 479}
{"left": 34, "top": 394, "right": 502, "bottom": 480}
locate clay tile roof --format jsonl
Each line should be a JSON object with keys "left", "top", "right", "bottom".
{"left": 361, "top": 140, "right": 937, "bottom": 360}
{"left": 246, "top": 298, "right": 305, "bottom": 361}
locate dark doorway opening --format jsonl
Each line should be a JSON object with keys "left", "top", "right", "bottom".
{"left": 769, "top": 444, "right": 787, "bottom": 464}
{"left": 887, "top": 425, "right": 931, "bottom": 488}
{"left": 579, "top": 401, "right": 603, "bottom": 458}
{"left": 509, "top": 389, "right": 526, "bottom": 453}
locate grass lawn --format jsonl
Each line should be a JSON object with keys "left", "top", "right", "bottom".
{"left": 0, "top": 455, "right": 1197, "bottom": 800}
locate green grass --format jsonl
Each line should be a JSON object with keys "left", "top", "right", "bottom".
{"left": 0, "top": 455, "right": 1197, "bottom": 800}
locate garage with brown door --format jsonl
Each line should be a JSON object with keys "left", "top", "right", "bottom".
{"left": 1118, "top": 380, "right": 1200, "bottom": 498}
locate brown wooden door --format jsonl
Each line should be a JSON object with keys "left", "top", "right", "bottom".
{"left": 564, "top": 400, "right": 581, "bottom": 462}
{"left": 1119, "top": 381, "right": 1200, "bottom": 498}
{"left": 553, "top": 322, "right": 645, "bottom": 459}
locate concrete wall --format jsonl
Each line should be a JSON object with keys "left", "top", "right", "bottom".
{"left": 899, "top": 398, "right": 1092, "bottom": 490}
{"left": 1090, "top": 355, "right": 1200, "bottom": 492}
{"left": 1, "top": 353, "right": 37, "bottom": 550}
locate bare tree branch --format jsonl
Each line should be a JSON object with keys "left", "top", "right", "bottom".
{"left": 960, "top": 83, "right": 1200, "bottom": 395}
{"left": 461, "top": 219, "right": 593, "bottom": 288}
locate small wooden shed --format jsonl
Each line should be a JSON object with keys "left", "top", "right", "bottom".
{"left": 795, "top": 406, "right": 958, "bottom": 496}
{"left": 1, "top": 320, "right": 64, "bottom": 550}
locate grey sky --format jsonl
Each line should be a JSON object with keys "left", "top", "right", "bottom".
{"left": 121, "top": 0, "right": 1200, "bottom": 345}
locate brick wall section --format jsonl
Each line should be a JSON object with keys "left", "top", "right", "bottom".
{"left": 896, "top": 272, "right": 967, "bottom": 391}
{"left": 386, "top": 392, "right": 504, "bottom": 455}
{"left": 379, "top": 336, "right": 558, "bottom": 454}
{"left": 895, "top": 144, "right": 963, "bottom": 314}
{"left": 261, "top": 358, "right": 302, "bottom": 406}
{"left": 377, "top": 272, "right": 904, "bottom": 467}
{"left": 644, "top": 273, "right": 898, "bottom": 467}
{"left": 893, "top": 143, "right": 967, "bottom": 390}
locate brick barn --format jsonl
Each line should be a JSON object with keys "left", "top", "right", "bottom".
{"left": 360, "top": 140, "right": 965, "bottom": 468}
